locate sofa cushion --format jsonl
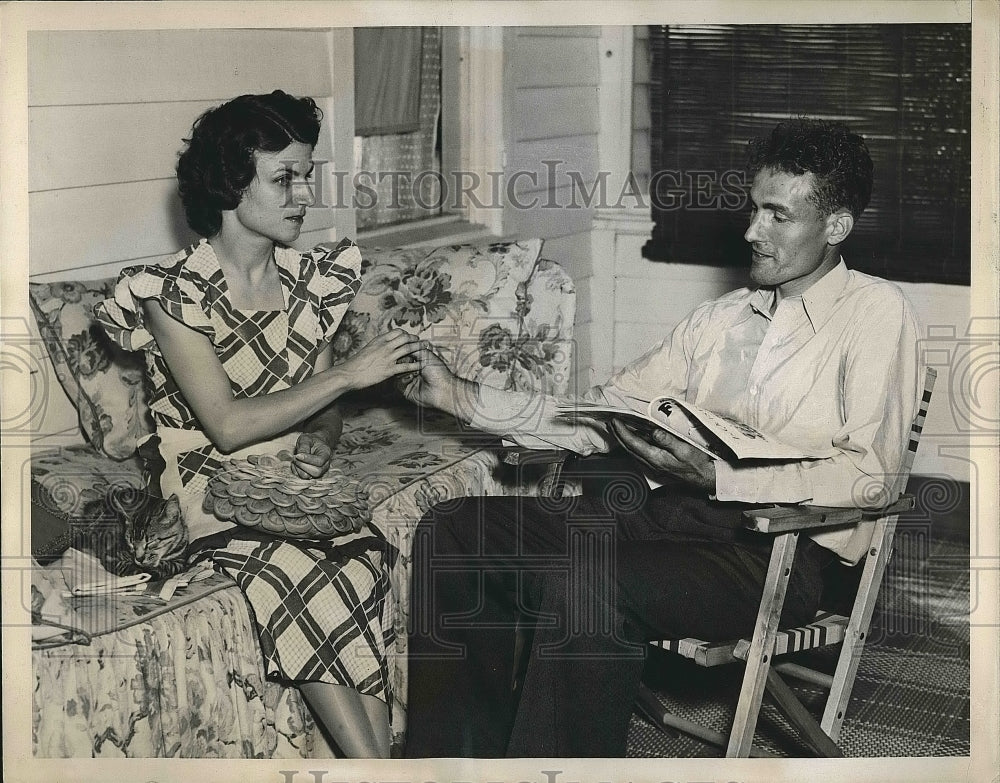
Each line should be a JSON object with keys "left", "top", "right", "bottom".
{"left": 486, "top": 257, "right": 576, "bottom": 396}
{"left": 31, "top": 444, "right": 145, "bottom": 517}
{"left": 29, "top": 280, "right": 154, "bottom": 460}
{"left": 334, "top": 239, "right": 544, "bottom": 389}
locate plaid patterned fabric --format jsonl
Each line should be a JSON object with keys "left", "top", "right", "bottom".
{"left": 176, "top": 443, "right": 225, "bottom": 495}
{"left": 200, "top": 533, "right": 394, "bottom": 703}
{"left": 95, "top": 238, "right": 362, "bottom": 433}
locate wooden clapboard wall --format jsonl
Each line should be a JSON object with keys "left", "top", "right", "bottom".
{"left": 502, "top": 26, "right": 600, "bottom": 270}
{"left": 28, "top": 29, "right": 352, "bottom": 283}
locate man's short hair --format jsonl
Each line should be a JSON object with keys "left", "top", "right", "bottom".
{"left": 747, "top": 118, "right": 874, "bottom": 220}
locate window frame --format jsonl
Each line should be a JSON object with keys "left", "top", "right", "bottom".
{"left": 350, "top": 26, "right": 505, "bottom": 247}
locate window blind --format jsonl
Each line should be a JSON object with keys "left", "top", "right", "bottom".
{"left": 644, "top": 24, "right": 971, "bottom": 285}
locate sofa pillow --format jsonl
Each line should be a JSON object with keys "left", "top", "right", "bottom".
{"left": 485, "top": 257, "right": 576, "bottom": 397}
{"left": 29, "top": 280, "right": 154, "bottom": 460}
{"left": 333, "top": 239, "right": 543, "bottom": 390}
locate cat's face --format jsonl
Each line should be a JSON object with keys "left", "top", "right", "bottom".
{"left": 115, "top": 491, "right": 188, "bottom": 568}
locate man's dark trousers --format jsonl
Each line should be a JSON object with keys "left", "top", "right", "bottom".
{"left": 403, "top": 464, "right": 827, "bottom": 758}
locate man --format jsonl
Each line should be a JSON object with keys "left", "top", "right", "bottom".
{"left": 400, "top": 119, "right": 922, "bottom": 757}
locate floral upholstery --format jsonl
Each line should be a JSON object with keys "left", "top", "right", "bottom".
{"left": 335, "top": 240, "right": 565, "bottom": 392}
{"left": 30, "top": 243, "right": 576, "bottom": 757}
{"left": 500, "top": 257, "right": 576, "bottom": 395}
{"left": 32, "top": 444, "right": 145, "bottom": 517}
{"left": 29, "top": 281, "right": 155, "bottom": 460}
{"left": 32, "top": 573, "right": 333, "bottom": 758}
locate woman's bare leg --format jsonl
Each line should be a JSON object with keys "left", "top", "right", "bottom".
{"left": 360, "top": 692, "right": 391, "bottom": 757}
{"left": 299, "top": 681, "right": 388, "bottom": 758}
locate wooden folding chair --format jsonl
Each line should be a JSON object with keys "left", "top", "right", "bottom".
{"left": 635, "top": 366, "right": 937, "bottom": 757}
{"left": 506, "top": 366, "right": 937, "bottom": 758}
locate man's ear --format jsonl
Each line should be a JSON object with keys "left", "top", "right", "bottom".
{"left": 826, "top": 209, "right": 855, "bottom": 246}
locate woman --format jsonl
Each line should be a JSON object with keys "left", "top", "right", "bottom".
{"left": 96, "top": 90, "right": 423, "bottom": 757}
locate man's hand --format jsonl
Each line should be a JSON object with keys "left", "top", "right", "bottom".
{"left": 397, "top": 347, "right": 479, "bottom": 419}
{"left": 291, "top": 431, "right": 333, "bottom": 479}
{"left": 608, "top": 418, "right": 717, "bottom": 493}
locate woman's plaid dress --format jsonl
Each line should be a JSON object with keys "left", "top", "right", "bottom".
{"left": 95, "top": 238, "right": 394, "bottom": 706}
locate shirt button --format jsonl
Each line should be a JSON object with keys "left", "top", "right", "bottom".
{"left": 749, "top": 386, "right": 758, "bottom": 396}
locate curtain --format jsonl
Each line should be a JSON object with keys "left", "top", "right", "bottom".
{"left": 354, "top": 27, "right": 442, "bottom": 230}
{"left": 354, "top": 27, "right": 424, "bottom": 136}
{"left": 644, "top": 24, "right": 971, "bottom": 285}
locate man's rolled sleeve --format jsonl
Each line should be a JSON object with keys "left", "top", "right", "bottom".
{"left": 469, "top": 383, "right": 610, "bottom": 454}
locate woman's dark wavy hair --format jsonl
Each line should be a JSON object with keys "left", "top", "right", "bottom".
{"left": 176, "top": 90, "right": 322, "bottom": 237}
{"left": 746, "top": 118, "right": 874, "bottom": 220}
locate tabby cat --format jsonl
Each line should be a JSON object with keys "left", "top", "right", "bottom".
{"left": 72, "top": 486, "right": 190, "bottom": 579}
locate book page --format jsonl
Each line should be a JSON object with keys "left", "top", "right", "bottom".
{"left": 657, "top": 397, "right": 837, "bottom": 460}
{"left": 556, "top": 401, "right": 724, "bottom": 459}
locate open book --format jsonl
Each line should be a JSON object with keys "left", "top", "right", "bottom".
{"left": 557, "top": 397, "right": 836, "bottom": 461}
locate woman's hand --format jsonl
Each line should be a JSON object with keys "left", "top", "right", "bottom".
{"left": 337, "top": 329, "right": 424, "bottom": 391}
{"left": 608, "top": 418, "right": 717, "bottom": 493}
{"left": 291, "top": 431, "right": 333, "bottom": 479}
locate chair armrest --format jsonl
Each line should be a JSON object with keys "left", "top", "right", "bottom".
{"left": 501, "top": 447, "right": 574, "bottom": 499}
{"left": 743, "top": 494, "right": 915, "bottom": 534}
{"left": 501, "top": 447, "right": 572, "bottom": 467}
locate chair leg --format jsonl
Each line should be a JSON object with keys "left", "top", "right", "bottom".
{"left": 635, "top": 683, "right": 778, "bottom": 758}
{"left": 765, "top": 668, "right": 843, "bottom": 757}
{"left": 821, "top": 517, "right": 898, "bottom": 740}
{"left": 726, "top": 531, "right": 800, "bottom": 757}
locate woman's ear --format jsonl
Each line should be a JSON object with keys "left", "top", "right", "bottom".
{"left": 826, "top": 209, "right": 855, "bottom": 247}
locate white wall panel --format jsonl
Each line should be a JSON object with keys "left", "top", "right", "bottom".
{"left": 29, "top": 100, "right": 336, "bottom": 193}
{"left": 518, "top": 27, "right": 600, "bottom": 39}
{"left": 505, "top": 193, "right": 592, "bottom": 241}
{"left": 503, "top": 27, "right": 601, "bottom": 270}
{"left": 29, "top": 102, "right": 215, "bottom": 192}
{"left": 537, "top": 231, "right": 590, "bottom": 268}
{"left": 507, "top": 135, "right": 600, "bottom": 197}
{"left": 512, "top": 86, "right": 600, "bottom": 142}
{"left": 511, "top": 35, "right": 599, "bottom": 88}
{"left": 29, "top": 180, "right": 336, "bottom": 276}
{"left": 28, "top": 30, "right": 332, "bottom": 107}
{"left": 27, "top": 29, "right": 343, "bottom": 280}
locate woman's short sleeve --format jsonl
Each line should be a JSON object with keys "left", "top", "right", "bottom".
{"left": 94, "top": 257, "right": 216, "bottom": 355}
{"left": 304, "top": 239, "right": 364, "bottom": 343}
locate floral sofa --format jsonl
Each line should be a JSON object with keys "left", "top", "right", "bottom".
{"left": 28, "top": 239, "right": 575, "bottom": 758}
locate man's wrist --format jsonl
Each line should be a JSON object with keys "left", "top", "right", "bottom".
{"left": 433, "top": 376, "right": 480, "bottom": 421}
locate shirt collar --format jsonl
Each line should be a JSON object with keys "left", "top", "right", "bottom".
{"left": 747, "top": 259, "right": 849, "bottom": 331}
{"left": 749, "top": 288, "right": 775, "bottom": 320}
{"left": 798, "top": 258, "right": 849, "bottom": 332}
